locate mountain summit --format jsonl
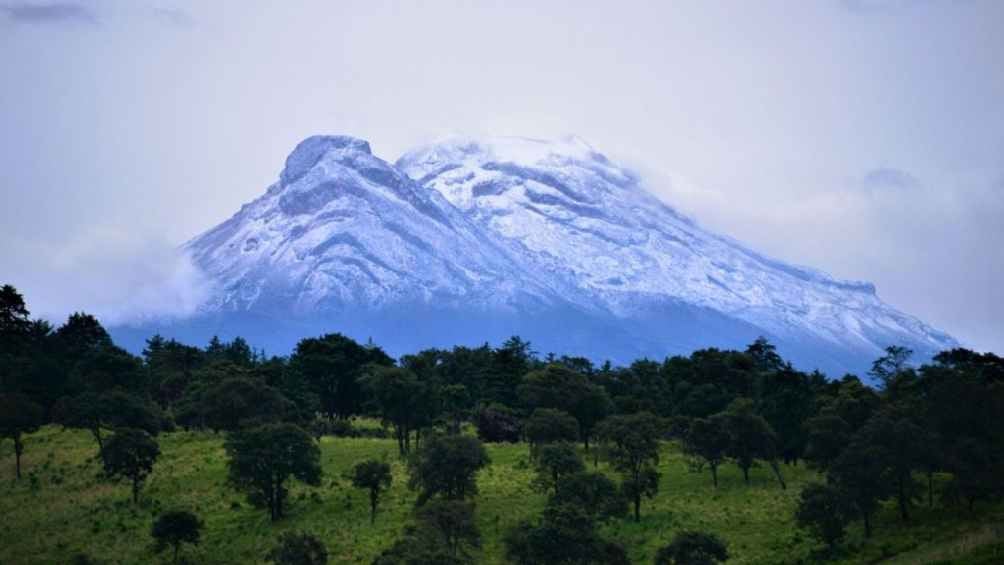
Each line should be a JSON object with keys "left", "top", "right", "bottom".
{"left": 123, "top": 134, "right": 956, "bottom": 375}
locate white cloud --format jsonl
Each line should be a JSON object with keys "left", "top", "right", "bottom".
{"left": 5, "top": 229, "right": 212, "bottom": 326}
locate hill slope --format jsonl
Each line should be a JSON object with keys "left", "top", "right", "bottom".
{"left": 2, "top": 427, "right": 1000, "bottom": 564}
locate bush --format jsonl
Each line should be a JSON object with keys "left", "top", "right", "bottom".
{"left": 267, "top": 531, "right": 328, "bottom": 565}
{"left": 795, "top": 482, "right": 853, "bottom": 552}
{"left": 654, "top": 530, "right": 729, "bottom": 565}
{"left": 151, "top": 510, "right": 202, "bottom": 564}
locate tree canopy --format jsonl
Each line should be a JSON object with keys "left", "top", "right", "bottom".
{"left": 225, "top": 423, "right": 322, "bottom": 521}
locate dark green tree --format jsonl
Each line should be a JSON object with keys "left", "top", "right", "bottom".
{"left": 0, "top": 285, "right": 32, "bottom": 393}
{"left": 363, "top": 366, "right": 428, "bottom": 455}
{"left": 918, "top": 350, "right": 1004, "bottom": 511}
{"left": 143, "top": 335, "right": 206, "bottom": 408}
{"left": 597, "top": 411, "right": 664, "bottom": 521}
{"left": 53, "top": 391, "right": 107, "bottom": 456}
{"left": 201, "top": 377, "right": 295, "bottom": 432}
{"left": 488, "top": 336, "right": 535, "bottom": 407}
{"left": 414, "top": 500, "right": 481, "bottom": 562}
{"left": 72, "top": 345, "right": 147, "bottom": 395}
{"left": 475, "top": 404, "right": 521, "bottom": 443}
{"left": 374, "top": 500, "right": 481, "bottom": 564}
{"left": 52, "top": 312, "right": 112, "bottom": 362}
{"left": 870, "top": 346, "right": 913, "bottom": 389}
{"left": 102, "top": 428, "right": 160, "bottom": 503}
{"left": 573, "top": 384, "right": 613, "bottom": 452}
{"left": 720, "top": 398, "right": 781, "bottom": 487}
{"left": 351, "top": 460, "right": 393, "bottom": 523}
{"left": 441, "top": 383, "right": 469, "bottom": 434}
{"left": 151, "top": 510, "right": 202, "bottom": 564}
{"left": 817, "top": 375, "right": 879, "bottom": 433}
{"left": 795, "top": 482, "right": 853, "bottom": 552}
{"left": 533, "top": 442, "right": 584, "bottom": 494}
{"left": 803, "top": 411, "right": 851, "bottom": 471}
{"left": 504, "top": 502, "right": 625, "bottom": 565}
{"left": 55, "top": 390, "right": 161, "bottom": 462}
{"left": 407, "top": 433, "right": 489, "bottom": 506}
{"left": 654, "top": 531, "right": 729, "bottom": 565}
{"left": 523, "top": 408, "right": 579, "bottom": 455}
{"left": 755, "top": 366, "right": 815, "bottom": 465}
{"left": 858, "top": 413, "right": 926, "bottom": 521}
{"left": 551, "top": 471, "right": 628, "bottom": 523}
{"left": 682, "top": 416, "right": 730, "bottom": 488}
{"left": 267, "top": 531, "right": 328, "bottom": 565}
{"left": 8, "top": 319, "right": 60, "bottom": 409}
{"left": 0, "top": 393, "right": 45, "bottom": 479}
{"left": 0, "top": 284, "right": 30, "bottom": 338}
{"left": 746, "top": 336, "right": 784, "bottom": 372}
{"left": 518, "top": 364, "right": 612, "bottom": 450}
{"left": 225, "top": 423, "right": 322, "bottom": 521}
{"left": 289, "top": 333, "right": 393, "bottom": 420}
{"left": 828, "top": 430, "right": 892, "bottom": 538}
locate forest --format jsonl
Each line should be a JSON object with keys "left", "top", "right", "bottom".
{"left": 1, "top": 282, "right": 1003, "bottom": 565}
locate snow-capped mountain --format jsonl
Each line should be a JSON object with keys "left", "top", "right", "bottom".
{"left": 184, "top": 135, "right": 564, "bottom": 314}
{"left": 119, "top": 134, "right": 956, "bottom": 375}
{"left": 397, "top": 135, "right": 957, "bottom": 371}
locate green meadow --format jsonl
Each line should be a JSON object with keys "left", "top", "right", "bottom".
{"left": 1, "top": 425, "right": 1001, "bottom": 565}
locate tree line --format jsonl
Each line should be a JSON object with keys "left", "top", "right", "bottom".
{"left": 1, "top": 283, "right": 1003, "bottom": 563}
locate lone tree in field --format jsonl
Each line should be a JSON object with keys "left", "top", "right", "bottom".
{"left": 408, "top": 432, "right": 489, "bottom": 506}
{"left": 102, "top": 427, "right": 160, "bottom": 503}
{"left": 682, "top": 415, "right": 730, "bottom": 488}
{"left": 0, "top": 393, "right": 45, "bottom": 479}
{"left": 225, "top": 423, "right": 322, "bottom": 521}
{"left": 351, "top": 459, "right": 393, "bottom": 523}
{"left": 654, "top": 530, "right": 729, "bottom": 565}
{"left": 267, "top": 531, "right": 328, "bottom": 565}
{"left": 533, "top": 442, "right": 585, "bottom": 494}
{"left": 795, "top": 482, "right": 853, "bottom": 553}
{"left": 597, "top": 411, "right": 664, "bottom": 521}
{"left": 151, "top": 510, "right": 202, "bottom": 564}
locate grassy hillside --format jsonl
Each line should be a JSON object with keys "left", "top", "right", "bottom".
{"left": 1, "top": 426, "right": 1001, "bottom": 564}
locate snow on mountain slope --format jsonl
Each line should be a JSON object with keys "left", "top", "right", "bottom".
{"left": 143, "top": 133, "right": 957, "bottom": 375}
{"left": 184, "top": 135, "right": 570, "bottom": 316}
{"left": 396, "top": 135, "right": 957, "bottom": 362}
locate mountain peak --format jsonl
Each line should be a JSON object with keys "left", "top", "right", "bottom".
{"left": 396, "top": 134, "right": 606, "bottom": 176}
{"left": 175, "top": 133, "right": 957, "bottom": 376}
{"left": 281, "top": 135, "right": 373, "bottom": 186}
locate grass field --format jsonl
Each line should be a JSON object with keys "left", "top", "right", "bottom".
{"left": 1, "top": 425, "right": 1002, "bottom": 564}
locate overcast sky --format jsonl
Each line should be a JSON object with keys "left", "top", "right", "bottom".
{"left": 2, "top": 0, "right": 1002, "bottom": 352}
